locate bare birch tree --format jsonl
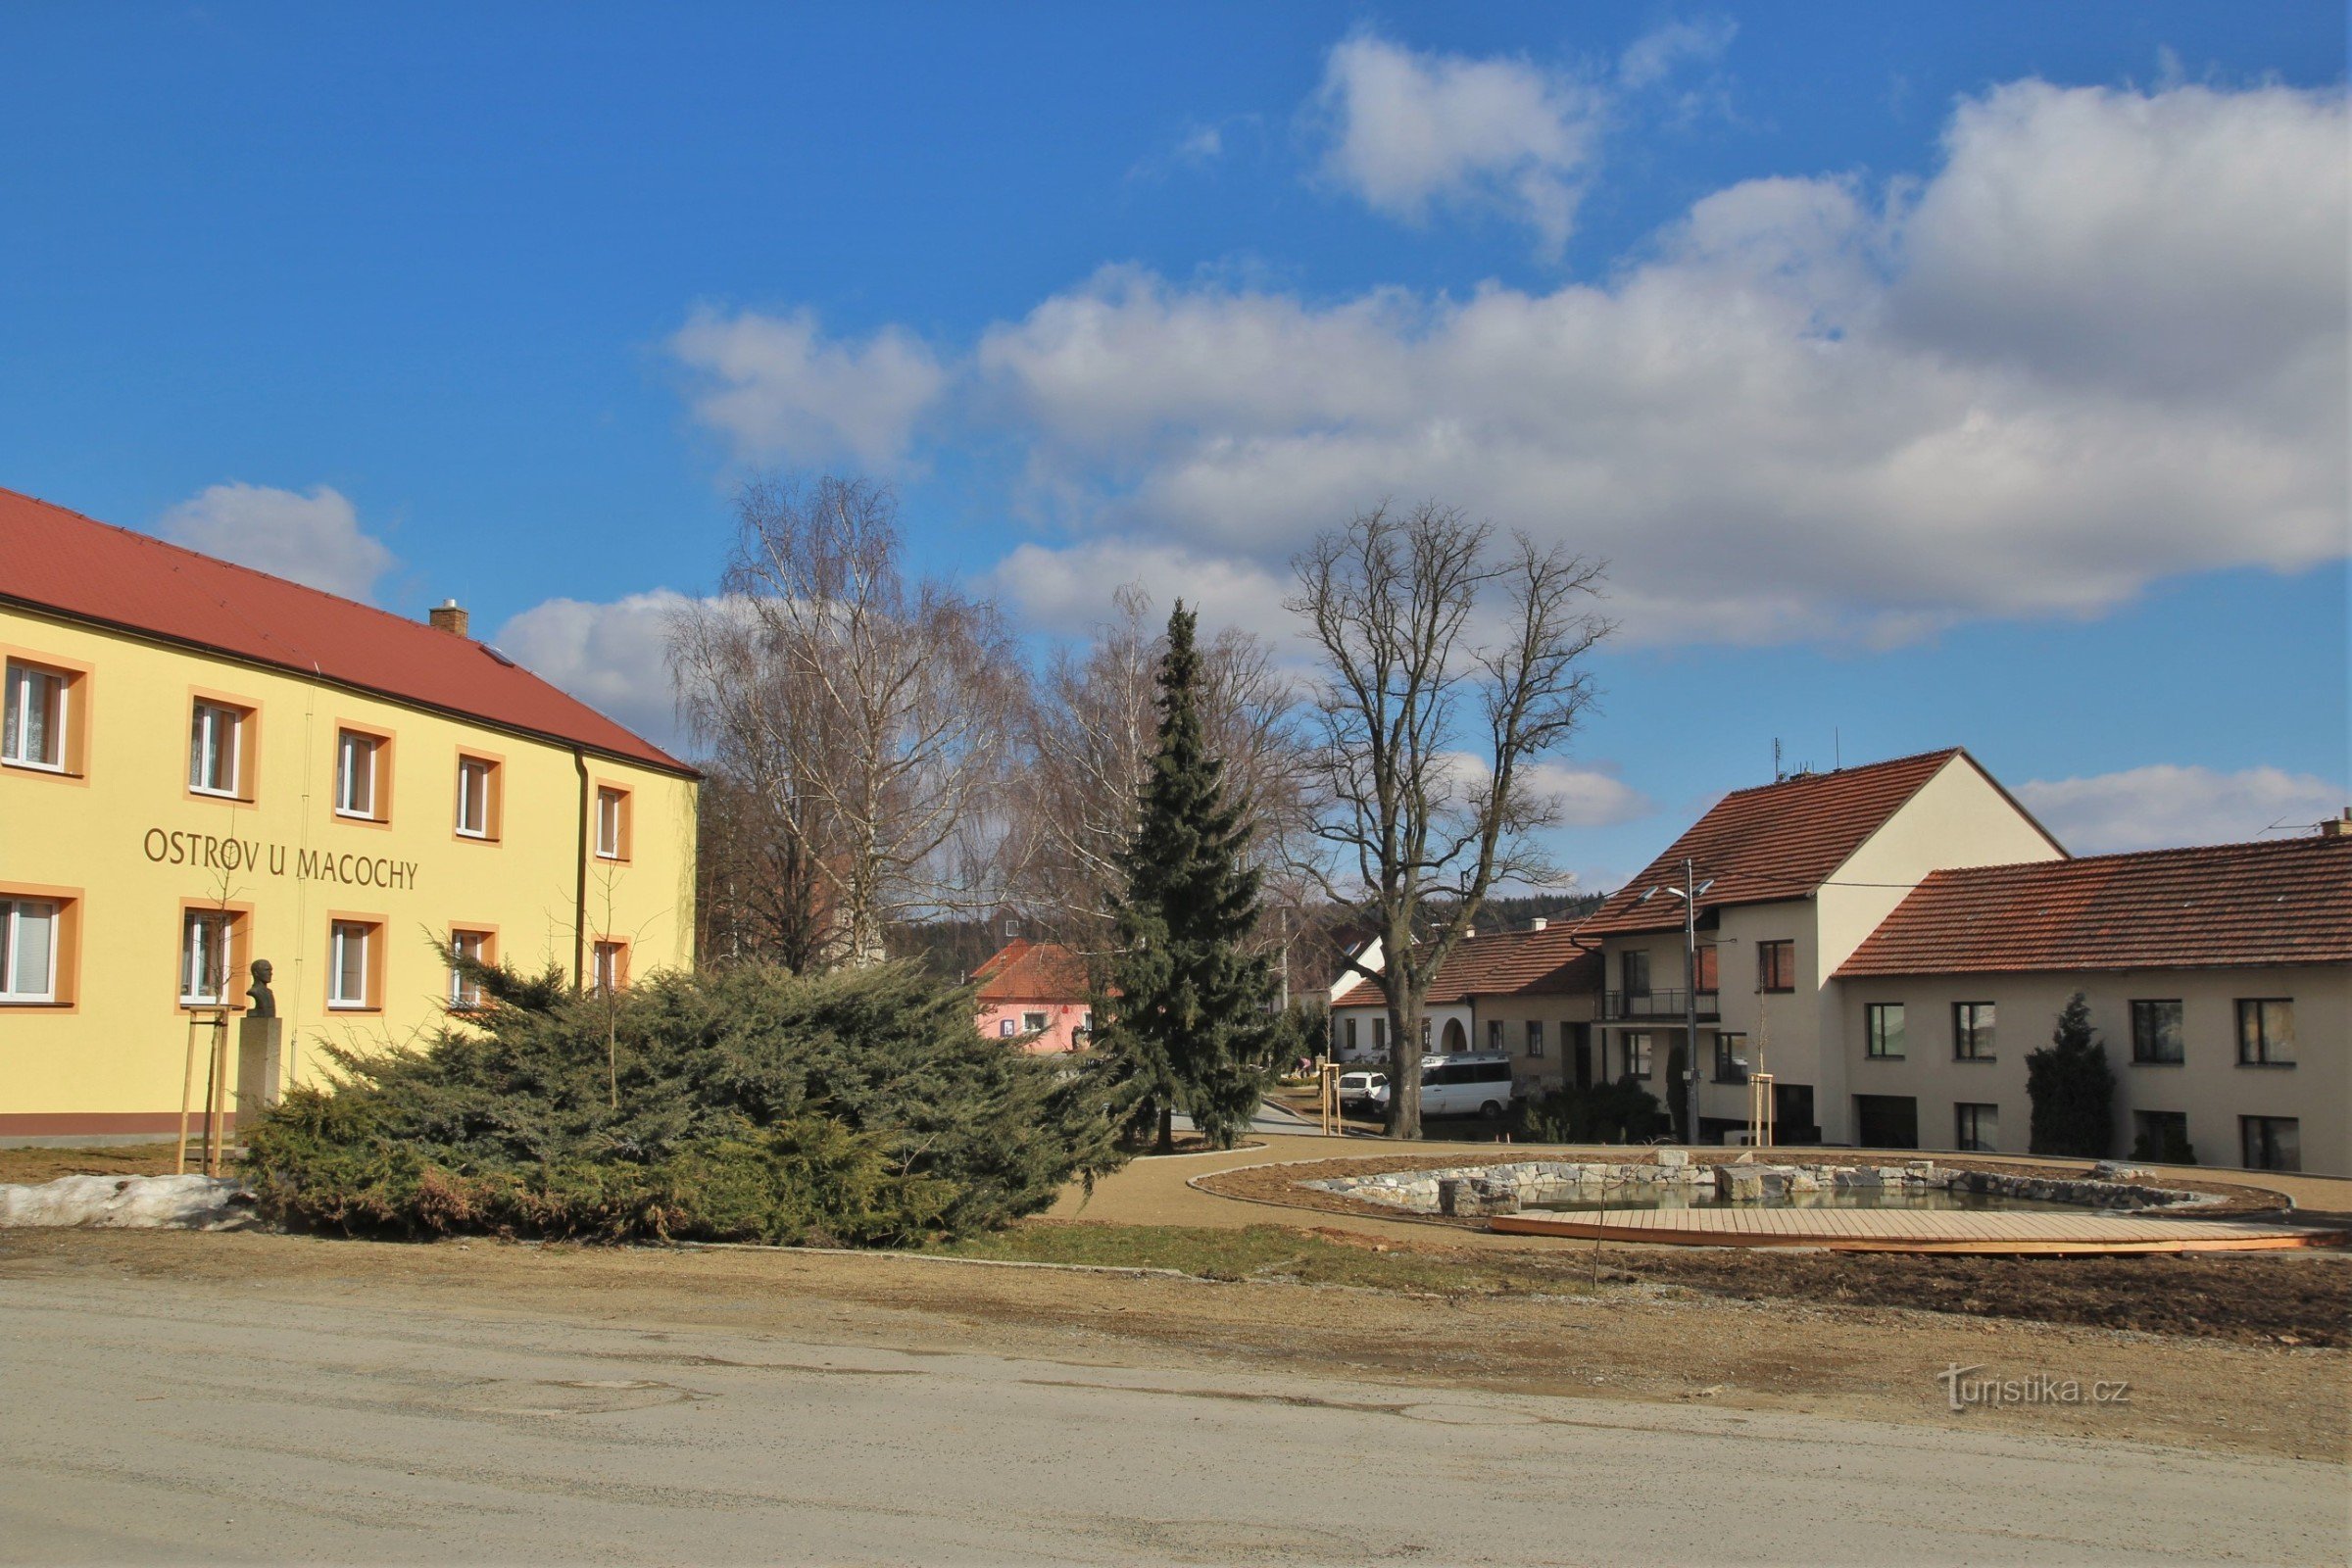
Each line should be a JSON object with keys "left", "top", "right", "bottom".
{"left": 670, "top": 474, "right": 1022, "bottom": 969}
{"left": 1290, "top": 501, "right": 1611, "bottom": 1138}
{"left": 1012, "top": 584, "right": 1310, "bottom": 961}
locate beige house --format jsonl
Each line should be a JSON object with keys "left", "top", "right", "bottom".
{"left": 1319, "top": 749, "right": 2347, "bottom": 1172}
{"left": 1575, "top": 750, "right": 2065, "bottom": 1144}
{"left": 1836, "top": 832, "right": 2350, "bottom": 1173}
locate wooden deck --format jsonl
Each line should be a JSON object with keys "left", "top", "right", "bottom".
{"left": 1488, "top": 1205, "right": 2347, "bottom": 1255}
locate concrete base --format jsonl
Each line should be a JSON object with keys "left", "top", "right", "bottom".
{"left": 235, "top": 1017, "right": 282, "bottom": 1128}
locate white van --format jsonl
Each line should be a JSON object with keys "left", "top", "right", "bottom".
{"left": 1367, "top": 1054, "right": 1516, "bottom": 1120}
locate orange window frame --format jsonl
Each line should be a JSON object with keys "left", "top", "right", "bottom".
{"left": 0, "top": 645, "right": 94, "bottom": 783}
{"left": 0, "top": 882, "right": 83, "bottom": 1009}
{"left": 331, "top": 721, "right": 396, "bottom": 827}
{"left": 172, "top": 898, "right": 255, "bottom": 1013}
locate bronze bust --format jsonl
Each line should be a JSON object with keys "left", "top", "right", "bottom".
{"left": 245, "top": 958, "right": 275, "bottom": 1018}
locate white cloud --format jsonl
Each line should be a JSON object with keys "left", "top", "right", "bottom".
{"left": 1430, "top": 752, "right": 1651, "bottom": 834}
{"left": 1310, "top": 32, "right": 1604, "bottom": 257}
{"left": 972, "top": 79, "right": 2346, "bottom": 647}
{"left": 1520, "top": 760, "right": 1655, "bottom": 828}
{"left": 492, "top": 591, "right": 695, "bottom": 752}
{"left": 670, "top": 306, "right": 947, "bottom": 466}
{"left": 1891, "top": 81, "right": 2344, "bottom": 400}
{"left": 160, "top": 482, "right": 395, "bottom": 604}
{"left": 1618, "top": 18, "right": 1737, "bottom": 90}
{"left": 1177, "top": 122, "right": 1227, "bottom": 162}
{"left": 988, "top": 536, "right": 1299, "bottom": 653}
{"left": 2016, "top": 764, "right": 2347, "bottom": 855}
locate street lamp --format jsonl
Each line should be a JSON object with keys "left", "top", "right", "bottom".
{"left": 1659, "top": 858, "right": 1708, "bottom": 1149}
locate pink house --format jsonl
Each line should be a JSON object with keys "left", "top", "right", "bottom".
{"left": 972, "top": 939, "right": 1095, "bottom": 1054}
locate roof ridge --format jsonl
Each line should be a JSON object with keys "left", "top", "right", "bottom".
{"left": 1715, "top": 746, "right": 1963, "bottom": 802}
{"left": 1924, "top": 835, "right": 2343, "bottom": 879}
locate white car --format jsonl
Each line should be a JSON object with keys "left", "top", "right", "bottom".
{"left": 1364, "top": 1054, "right": 1516, "bottom": 1120}
{"left": 1338, "top": 1070, "right": 1388, "bottom": 1114}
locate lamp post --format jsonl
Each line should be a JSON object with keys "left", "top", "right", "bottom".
{"left": 1664, "top": 858, "right": 1701, "bottom": 1148}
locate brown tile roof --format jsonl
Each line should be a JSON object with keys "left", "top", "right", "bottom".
{"left": 972, "top": 939, "right": 1094, "bottom": 1003}
{"left": 1578, "top": 749, "right": 2015, "bottom": 936}
{"left": 1836, "top": 835, "right": 2352, "bottom": 977}
{"left": 1336, "top": 920, "right": 1604, "bottom": 1008}
{"left": 0, "top": 486, "right": 694, "bottom": 775}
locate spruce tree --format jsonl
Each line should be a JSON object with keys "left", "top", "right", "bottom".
{"left": 1096, "top": 604, "right": 1277, "bottom": 1151}
{"left": 2026, "top": 992, "right": 2117, "bottom": 1158}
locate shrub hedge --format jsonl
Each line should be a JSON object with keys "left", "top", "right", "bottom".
{"left": 242, "top": 959, "right": 1122, "bottom": 1246}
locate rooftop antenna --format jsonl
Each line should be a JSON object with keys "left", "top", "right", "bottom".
{"left": 1773, "top": 738, "right": 1784, "bottom": 782}
{"left": 1835, "top": 727, "right": 1841, "bottom": 770}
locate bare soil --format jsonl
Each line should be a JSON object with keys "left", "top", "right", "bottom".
{"left": 1, "top": 1225, "right": 2341, "bottom": 1465}
{"left": 1186, "top": 1152, "right": 2346, "bottom": 1347}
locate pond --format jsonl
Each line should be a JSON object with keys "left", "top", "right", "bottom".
{"left": 1526, "top": 1188, "right": 2092, "bottom": 1215}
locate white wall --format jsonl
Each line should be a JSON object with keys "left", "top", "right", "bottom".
{"left": 1328, "top": 1000, "right": 1472, "bottom": 1062}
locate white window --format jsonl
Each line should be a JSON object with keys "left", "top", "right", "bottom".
{"left": 0, "top": 899, "right": 59, "bottom": 1003}
{"left": 1624, "top": 1032, "right": 1654, "bottom": 1077}
{"left": 448, "top": 929, "right": 490, "bottom": 1006}
{"left": 591, "top": 940, "right": 626, "bottom": 995}
{"left": 456, "top": 757, "right": 493, "bottom": 838}
{"left": 179, "top": 909, "right": 234, "bottom": 1004}
{"left": 335, "top": 731, "right": 379, "bottom": 818}
{"left": 188, "top": 702, "right": 242, "bottom": 797}
{"left": 3, "top": 662, "right": 68, "bottom": 770}
{"left": 999, "top": 1017, "right": 1017, "bottom": 1038}
{"left": 328, "top": 921, "right": 373, "bottom": 1008}
{"left": 595, "top": 787, "right": 627, "bottom": 858}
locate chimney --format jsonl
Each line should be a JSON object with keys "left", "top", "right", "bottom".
{"left": 2322, "top": 809, "right": 2351, "bottom": 839}
{"left": 428, "top": 599, "right": 469, "bottom": 638}
{"left": 1530, "top": 917, "right": 1548, "bottom": 931}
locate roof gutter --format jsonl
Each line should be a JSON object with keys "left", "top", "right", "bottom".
{"left": 571, "top": 746, "right": 590, "bottom": 991}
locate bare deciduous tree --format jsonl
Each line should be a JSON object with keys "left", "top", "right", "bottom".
{"left": 670, "top": 474, "right": 1022, "bottom": 969}
{"left": 691, "top": 767, "right": 831, "bottom": 971}
{"left": 1290, "top": 501, "right": 1611, "bottom": 1139}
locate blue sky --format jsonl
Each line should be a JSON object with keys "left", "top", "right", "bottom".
{"left": 3, "top": 3, "right": 2345, "bottom": 889}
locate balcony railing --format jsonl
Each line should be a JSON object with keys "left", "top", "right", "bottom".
{"left": 1604, "top": 988, "right": 1720, "bottom": 1023}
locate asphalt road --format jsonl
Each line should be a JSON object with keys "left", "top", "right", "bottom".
{"left": 1, "top": 1270, "right": 2340, "bottom": 1566}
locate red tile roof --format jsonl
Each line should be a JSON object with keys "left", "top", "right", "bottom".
{"left": 1578, "top": 750, "right": 2029, "bottom": 936}
{"left": 1837, "top": 835, "right": 2352, "bottom": 977}
{"left": 972, "top": 939, "right": 1094, "bottom": 1003}
{"left": 1337, "top": 920, "right": 1604, "bottom": 1008}
{"left": 0, "top": 486, "right": 693, "bottom": 775}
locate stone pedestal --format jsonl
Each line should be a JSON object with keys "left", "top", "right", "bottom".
{"left": 235, "top": 1016, "right": 282, "bottom": 1130}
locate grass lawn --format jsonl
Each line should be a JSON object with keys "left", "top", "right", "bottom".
{"left": 935, "top": 1219, "right": 1601, "bottom": 1297}
{"left": 0, "top": 1143, "right": 185, "bottom": 1184}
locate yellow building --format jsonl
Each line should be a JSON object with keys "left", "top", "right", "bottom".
{"left": 0, "top": 487, "right": 698, "bottom": 1142}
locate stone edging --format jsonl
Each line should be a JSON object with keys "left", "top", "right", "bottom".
{"left": 1302, "top": 1154, "right": 2220, "bottom": 1218}
{"left": 1189, "top": 1151, "right": 2295, "bottom": 1229}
